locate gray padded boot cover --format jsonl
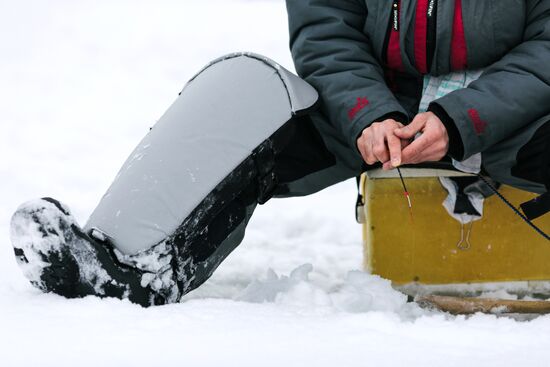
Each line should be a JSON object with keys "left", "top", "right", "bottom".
{"left": 84, "top": 53, "right": 318, "bottom": 255}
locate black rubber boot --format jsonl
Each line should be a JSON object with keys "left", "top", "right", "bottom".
{"left": 10, "top": 198, "right": 179, "bottom": 306}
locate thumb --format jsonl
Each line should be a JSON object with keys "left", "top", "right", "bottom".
{"left": 395, "top": 114, "right": 427, "bottom": 139}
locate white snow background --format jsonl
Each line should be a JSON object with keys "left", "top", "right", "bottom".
{"left": 1, "top": 1, "right": 550, "bottom": 366}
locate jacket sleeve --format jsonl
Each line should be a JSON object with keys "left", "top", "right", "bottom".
{"left": 286, "top": 0, "right": 408, "bottom": 154}
{"left": 431, "top": 0, "right": 550, "bottom": 160}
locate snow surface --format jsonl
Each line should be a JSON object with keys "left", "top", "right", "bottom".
{"left": 1, "top": 1, "right": 550, "bottom": 366}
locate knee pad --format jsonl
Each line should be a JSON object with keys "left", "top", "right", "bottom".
{"left": 83, "top": 53, "right": 319, "bottom": 266}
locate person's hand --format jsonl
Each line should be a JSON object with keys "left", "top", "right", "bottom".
{"left": 389, "top": 112, "right": 449, "bottom": 168}
{"left": 357, "top": 119, "right": 407, "bottom": 168}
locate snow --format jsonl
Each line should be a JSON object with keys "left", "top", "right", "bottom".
{"left": 236, "top": 265, "right": 412, "bottom": 315}
{"left": 1, "top": 1, "right": 550, "bottom": 366}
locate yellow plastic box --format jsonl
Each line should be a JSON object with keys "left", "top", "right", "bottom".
{"left": 360, "top": 169, "right": 550, "bottom": 294}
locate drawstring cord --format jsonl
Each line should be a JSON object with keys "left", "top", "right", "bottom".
{"left": 475, "top": 174, "right": 549, "bottom": 241}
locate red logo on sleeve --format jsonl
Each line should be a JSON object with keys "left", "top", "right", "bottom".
{"left": 348, "top": 97, "right": 370, "bottom": 121}
{"left": 467, "top": 109, "right": 487, "bottom": 134}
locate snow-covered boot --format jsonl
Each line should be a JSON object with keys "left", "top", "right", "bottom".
{"left": 10, "top": 198, "right": 178, "bottom": 306}
{"left": 10, "top": 53, "right": 324, "bottom": 306}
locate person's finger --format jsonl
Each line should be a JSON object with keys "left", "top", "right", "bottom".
{"left": 412, "top": 145, "right": 439, "bottom": 163}
{"left": 358, "top": 133, "right": 375, "bottom": 165}
{"left": 368, "top": 124, "right": 388, "bottom": 163}
{"left": 408, "top": 138, "right": 449, "bottom": 164}
{"left": 394, "top": 114, "right": 427, "bottom": 139}
{"left": 403, "top": 129, "right": 450, "bottom": 164}
{"left": 362, "top": 132, "right": 377, "bottom": 165}
{"left": 400, "top": 132, "right": 434, "bottom": 164}
{"left": 366, "top": 137, "right": 377, "bottom": 164}
{"left": 373, "top": 138, "right": 390, "bottom": 163}
{"left": 382, "top": 161, "right": 394, "bottom": 170}
{"left": 386, "top": 133, "right": 402, "bottom": 168}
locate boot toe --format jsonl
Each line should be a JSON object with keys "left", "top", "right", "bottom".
{"left": 10, "top": 199, "right": 82, "bottom": 296}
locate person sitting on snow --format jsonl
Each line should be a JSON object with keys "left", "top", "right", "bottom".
{"left": 10, "top": 0, "right": 550, "bottom": 306}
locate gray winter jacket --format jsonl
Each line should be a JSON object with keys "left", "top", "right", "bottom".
{"left": 286, "top": 0, "right": 550, "bottom": 162}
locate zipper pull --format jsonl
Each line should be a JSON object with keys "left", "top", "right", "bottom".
{"left": 392, "top": 0, "right": 399, "bottom": 31}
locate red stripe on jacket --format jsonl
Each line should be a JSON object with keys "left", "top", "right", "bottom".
{"left": 387, "top": 1, "right": 404, "bottom": 72}
{"left": 414, "top": 0, "right": 429, "bottom": 74}
{"left": 451, "top": 0, "right": 467, "bottom": 70}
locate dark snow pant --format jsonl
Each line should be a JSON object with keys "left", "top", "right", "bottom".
{"left": 166, "top": 111, "right": 365, "bottom": 295}
{"left": 82, "top": 54, "right": 549, "bottom": 301}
